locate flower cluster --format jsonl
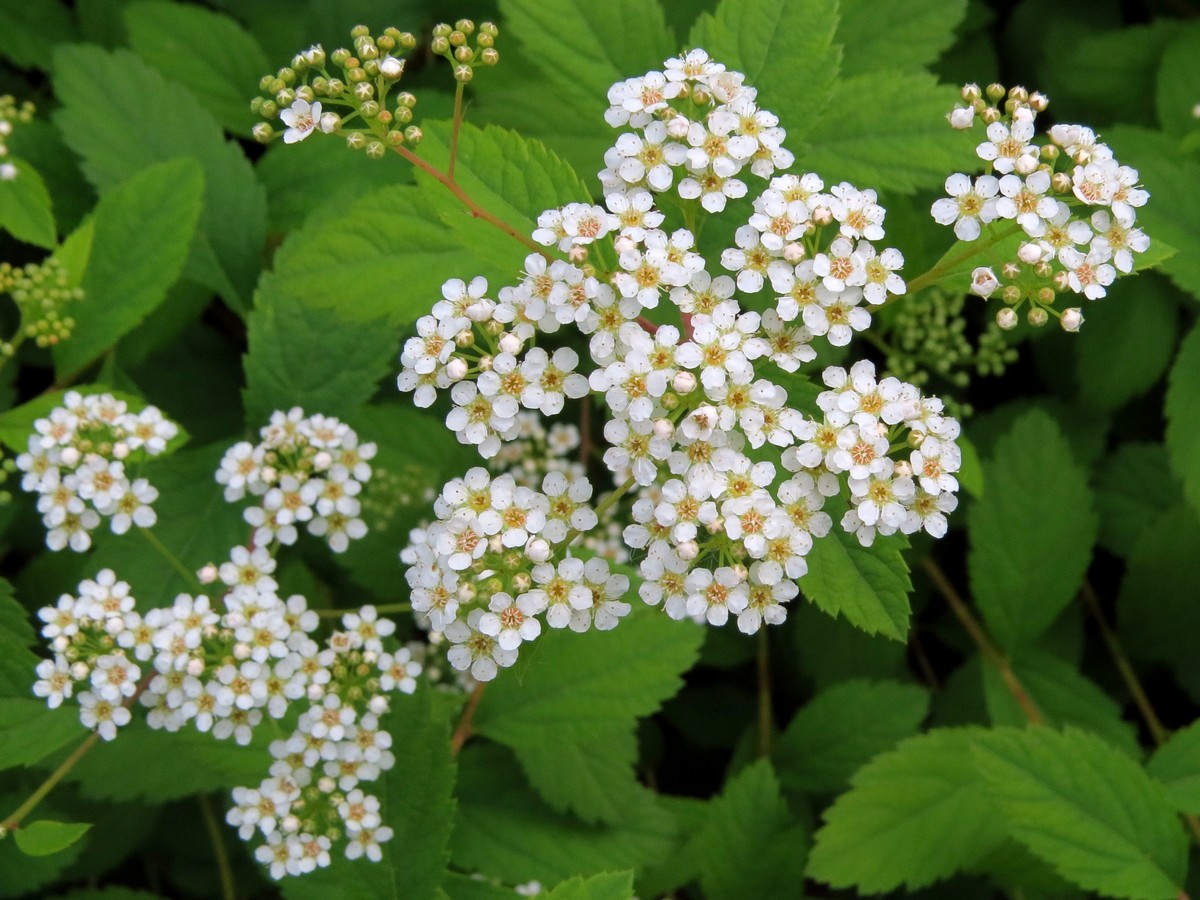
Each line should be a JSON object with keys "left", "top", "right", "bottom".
{"left": 394, "top": 47, "right": 959, "bottom": 654}
{"left": 251, "top": 21, "right": 498, "bottom": 157}
{"left": 216, "top": 408, "right": 376, "bottom": 552}
{"left": 0, "top": 256, "right": 84, "bottom": 353}
{"left": 936, "top": 83, "right": 1150, "bottom": 330}
{"left": 0, "top": 94, "right": 34, "bottom": 182}
{"left": 15, "top": 392, "right": 178, "bottom": 551}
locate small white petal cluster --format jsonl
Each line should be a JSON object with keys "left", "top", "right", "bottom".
{"left": 933, "top": 92, "right": 1149, "bottom": 322}
{"left": 229, "top": 613, "right": 418, "bottom": 878}
{"left": 396, "top": 50, "right": 961, "bottom": 648}
{"left": 216, "top": 408, "right": 375, "bottom": 552}
{"left": 15, "top": 391, "right": 178, "bottom": 552}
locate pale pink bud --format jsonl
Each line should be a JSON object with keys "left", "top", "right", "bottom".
{"left": 446, "top": 358, "right": 468, "bottom": 380}
{"left": 677, "top": 539, "right": 699, "bottom": 560}
{"left": 60, "top": 447, "right": 80, "bottom": 467}
{"left": 187, "top": 657, "right": 205, "bottom": 677}
{"left": 652, "top": 419, "right": 674, "bottom": 441}
{"left": 673, "top": 371, "right": 697, "bottom": 394}
{"left": 783, "top": 242, "right": 805, "bottom": 263}
{"left": 1017, "top": 242, "right": 1042, "bottom": 265}
{"left": 969, "top": 266, "right": 999, "bottom": 299}
{"left": 947, "top": 107, "right": 975, "bottom": 129}
{"left": 666, "top": 116, "right": 690, "bottom": 139}
{"left": 313, "top": 451, "right": 333, "bottom": 470}
{"left": 319, "top": 112, "right": 340, "bottom": 134}
{"left": 379, "top": 56, "right": 405, "bottom": 78}
{"left": 368, "top": 695, "right": 389, "bottom": 715}
{"left": 112, "top": 441, "right": 130, "bottom": 460}
{"left": 71, "top": 661, "right": 90, "bottom": 680}
{"left": 234, "top": 642, "right": 251, "bottom": 660}
{"left": 197, "top": 563, "right": 219, "bottom": 584}
{"left": 568, "top": 245, "right": 589, "bottom": 263}
{"left": 318, "top": 776, "right": 337, "bottom": 794}
{"left": 498, "top": 333, "right": 521, "bottom": 354}
{"left": 996, "top": 307, "right": 1018, "bottom": 330}
{"left": 525, "top": 537, "right": 551, "bottom": 562}
{"left": 614, "top": 235, "right": 637, "bottom": 254}
{"left": 1014, "top": 155, "right": 1038, "bottom": 175}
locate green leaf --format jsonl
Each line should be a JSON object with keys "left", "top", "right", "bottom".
{"left": 281, "top": 687, "right": 457, "bottom": 900}
{"left": 1117, "top": 503, "right": 1200, "bottom": 704}
{"left": 1157, "top": 21, "right": 1200, "bottom": 138}
{"left": 791, "top": 600, "right": 910, "bottom": 689}
{"left": 242, "top": 285, "right": 398, "bottom": 426}
{"left": 1075, "top": 276, "right": 1178, "bottom": 413}
{"left": 0, "top": 578, "right": 40, "bottom": 695}
{"left": 500, "top": 0, "right": 675, "bottom": 120}
{"left": 415, "top": 121, "right": 594, "bottom": 279}
{"left": 0, "top": 160, "right": 56, "bottom": 247}
{"left": 981, "top": 649, "right": 1140, "bottom": 758}
{"left": 972, "top": 727, "right": 1188, "bottom": 899}
{"left": 1105, "top": 125, "right": 1200, "bottom": 300}
{"left": 257, "top": 185, "right": 461, "bottom": 326}
{"left": 807, "top": 728, "right": 1006, "bottom": 892}
{"left": 542, "top": 872, "right": 636, "bottom": 900}
{"left": 689, "top": 761, "right": 809, "bottom": 900}
{"left": 836, "top": 0, "right": 969, "bottom": 76}
{"left": 0, "top": 0, "right": 77, "bottom": 70}
{"left": 52, "top": 44, "right": 267, "bottom": 308}
{"left": 801, "top": 529, "right": 912, "bottom": 642}
{"left": 1147, "top": 719, "right": 1200, "bottom": 814}
{"left": 968, "top": 409, "right": 1098, "bottom": 648}
{"left": 61, "top": 717, "right": 270, "bottom": 802}
{"left": 13, "top": 821, "right": 92, "bottom": 857}
{"left": 798, "top": 71, "right": 974, "bottom": 194}
{"left": 775, "top": 679, "right": 930, "bottom": 794}
{"left": 1166, "top": 323, "right": 1200, "bottom": 520}
{"left": 452, "top": 742, "right": 678, "bottom": 885}
{"left": 51, "top": 158, "right": 203, "bottom": 378}
{"left": 1095, "top": 443, "right": 1180, "bottom": 558}
{"left": 691, "top": 0, "right": 841, "bottom": 145}
{"left": 0, "top": 699, "right": 83, "bottom": 773}
{"left": 920, "top": 221, "right": 1025, "bottom": 295}
{"left": 125, "top": 1, "right": 269, "bottom": 137}
{"left": 472, "top": 605, "right": 703, "bottom": 823}
{"left": 88, "top": 444, "right": 244, "bottom": 613}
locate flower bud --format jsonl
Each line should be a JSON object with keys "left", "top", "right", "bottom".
{"left": 525, "top": 538, "right": 550, "bottom": 563}
{"left": 568, "top": 245, "right": 589, "bottom": 263}
{"left": 365, "top": 141, "right": 385, "bottom": 159}
{"left": 1001, "top": 285, "right": 1021, "bottom": 305}
{"left": 252, "top": 122, "right": 274, "bottom": 143}
{"left": 479, "top": 48, "right": 499, "bottom": 66}
{"left": 1036, "top": 286, "right": 1055, "bottom": 304}
{"left": 404, "top": 126, "right": 423, "bottom": 145}
{"left": 783, "top": 242, "right": 805, "bottom": 263}
{"left": 1060, "top": 307, "right": 1084, "bottom": 332}
{"left": 431, "top": 36, "right": 450, "bottom": 55}
{"left": 1040, "top": 143, "right": 1060, "bottom": 162}
{"left": 947, "top": 106, "right": 975, "bottom": 129}
{"left": 1051, "top": 172, "right": 1072, "bottom": 194}
{"left": 71, "top": 661, "right": 90, "bottom": 680}
{"left": 446, "top": 358, "right": 468, "bottom": 380}
{"left": 198, "top": 563, "right": 219, "bottom": 584}
{"left": 1017, "top": 242, "right": 1042, "bottom": 265}
{"left": 359, "top": 100, "right": 379, "bottom": 119}
{"left": 346, "top": 132, "right": 365, "bottom": 150}
{"left": 961, "top": 83, "right": 982, "bottom": 102}
{"left": 1014, "top": 154, "right": 1038, "bottom": 175}
{"left": 368, "top": 695, "right": 389, "bottom": 715}
{"left": 498, "top": 332, "right": 522, "bottom": 354}
{"left": 319, "top": 112, "right": 340, "bottom": 134}
{"left": 234, "top": 642, "right": 251, "bottom": 660}
{"left": 996, "top": 307, "right": 1018, "bottom": 330}
{"left": 986, "top": 82, "right": 1005, "bottom": 101}
{"left": 969, "top": 266, "right": 999, "bottom": 299}
{"left": 1001, "top": 261, "right": 1021, "bottom": 280}
{"left": 187, "top": 657, "right": 205, "bottom": 677}
{"left": 379, "top": 56, "right": 405, "bottom": 78}
{"left": 614, "top": 235, "right": 637, "bottom": 254}
{"left": 652, "top": 418, "right": 674, "bottom": 441}
{"left": 981, "top": 106, "right": 1001, "bottom": 124}
{"left": 1053, "top": 270, "right": 1072, "bottom": 291}
{"left": 677, "top": 540, "right": 699, "bottom": 561}
{"left": 454, "top": 64, "right": 474, "bottom": 83}
{"left": 812, "top": 206, "right": 833, "bottom": 227}
{"left": 61, "top": 446, "right": 81, "bottom": 467}
{"left": 673, "top": 371, "right": 697, "bottom": 394}
{"left": 1027, "top": 307, "right": 1048, "bottom": 327}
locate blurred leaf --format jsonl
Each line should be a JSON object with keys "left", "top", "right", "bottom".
{"left": 1157, "top": 21, "right": 1200, "bottom": 138}
{"left": 775, "top": 679, "right": 930, "bottom": 794}
{"left": 1147, "top": 719, "right": 1200, "bottom": 814}
{"left": 968, "top": 409, "right": 1097, "bottom": 648}
{"left": 0, "top": 161, "right": 56, "bottom": 248}
{"left": 1166, "top": 322, "right": 1200, "bottom": 520}
{"left": 973, "top": 726, "right": 1187, "bottom": 899}
{"left": 692, "top": 0, "right": 840, "bottom": 145}
{"left": 0, "top": 791, "right": 87, "bottom": 897}
{"left": 836, "top": 0, "right": 968, "bottom": 76}
{"left": 1094, "top": 443, "right": 1179, "bottom": 558}
{"left": 801, "top": 529, "right": 912, "bottom": 642}
{"left": 125, "top": 1, "right": 269, "bottom": 137}
{"left": 451, "top": 742, "right": 678, "bottom": 885}
{"left": 0, "top": 577, "right": 39, "bottom": 695}
{"left": 473, "top": 605, "right": 703, "bottom": 823}
{"left": 0, "top": 0, "right": 77, "bottom": 70}
{"left": 13, "top": 821, "right": 91, "bottom": 857}
{"left": 808, "top": 727, "right": 1005, "bottom": 892}
{"left": 52, "top": 159, "right": 203, "bottom": 378}
{"left": 981, "top": 649, "right": 1140, "bottom": 758}
{"left": 542, "top": 872, "right": 636, "bottom": 900}
{"left": 688, "top": 761, "right": 808, "bottom": 900}
{"left": 52, "top": 45, "right": 267, "bottom": 309}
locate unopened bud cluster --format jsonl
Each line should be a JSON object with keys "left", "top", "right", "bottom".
{"left": 936, "top": 83, "right": 1149, "bottom": 332}
{"left": 251, "top": 22, "right": 496, "bottom": 157}
{"left": 0, "top": 94, "right": 34, "bottom": 181}
{"left": 216, "top": 409, "right": 375, "bottom": 553}
{"left": 15, "top": 392, "right": 178, "bottom": 551}
{"left": 1, "top": 256, "right": 84, "bottom": 348}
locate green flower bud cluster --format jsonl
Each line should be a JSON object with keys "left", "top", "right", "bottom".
{"left": 0, "top": 94, "right": 35, "bottom": 180}
{"left": 250, "top": 20, "right": 497, "bottom": 158}
{"left": 884, "top": 289, "right": 1017, "bottom": 417}
{"left": 0, "top": 256, "right": 83, "bottom": 349}
{"left": 0, "top": 454, "right": 14, "bottom": 507}
{"left": 360, "top": 464, "right": 435, "bottom": 532}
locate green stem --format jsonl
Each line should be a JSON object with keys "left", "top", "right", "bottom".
{"left": 140, "top": 528, "right": 203, "bottom": 591}
{"left": 1, "top": 732, "right": 99, "bottom": 834}
{"left": 198, "top": 794, "right": 237, "bottom": 900}
{"left": 904, "top": 223, "right": 1023, "bottom": 296}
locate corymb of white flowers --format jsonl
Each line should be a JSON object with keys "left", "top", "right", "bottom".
{"left": 16, "top": 391, "right": 179, "bottom": 551}
{"left": 395, "top": 46, "right": 965, "bottom": 684}
{"left": 935, "top": 83, "right": 1151, "bottom": 332}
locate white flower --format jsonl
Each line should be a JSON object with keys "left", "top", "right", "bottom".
{"left": 445, "top": 609, "right": 519, "bottom": 681}
{"left": 79, "top": 690, "right": 132, "bottom": 740}
{"left": 685, "top": 566, "right": 747, "bottom": 626}
{"left": 931, "top": 174, "right": 999, "bottom": 241}
{"left": 280, "top": 99, "right": 322, "bottom": 144}
{"left": 567, "top": 557, "right": 631, "bottom": 632}
{"left": 975, "top": 118, "right": 1037, "bottom": 174}
{"left": 478, "top": 591, "right": 546, "bottom": 650}
{"left": 1060, "top": 244, "right": 1116, "bottom": 300}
